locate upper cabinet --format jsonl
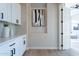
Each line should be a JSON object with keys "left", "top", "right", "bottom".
{"left": 0, "top": 3, "right": 11, "bottom": 23}
{"left": 0, "top": 3, "right": 21, "bottom": 25}
{"left": 12, "top": 3, "right": 21, "bottom": 25}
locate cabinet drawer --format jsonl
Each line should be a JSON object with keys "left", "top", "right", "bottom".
{"left": 0, "top": 43, "right": 11, "bottom": 56}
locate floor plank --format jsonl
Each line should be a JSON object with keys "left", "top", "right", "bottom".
{"left": 23, "top": 49, "right": 76, "bottom": 56}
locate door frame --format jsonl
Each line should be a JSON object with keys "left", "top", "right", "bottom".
{"left": 58, "top": 3, "right": 71, "bottom": 50}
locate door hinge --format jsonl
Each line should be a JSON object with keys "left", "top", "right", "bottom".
{"left": 61, "top": 9, "right": 63, "bottom": 11}
{"left": 61, "top": 44, "right": 63, "bottom": 47}
{"left": 61, "top": 33, "right": 63, "bottom": 35}
{"left": 61, "top": 21, "right": 63, "bottom": 23}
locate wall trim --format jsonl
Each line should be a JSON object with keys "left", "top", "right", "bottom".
{"left": 26, "top": 47, "right": 29, "bottom": 50}
{"left": 28, "top": 47, "right": 58, "bottom": 49}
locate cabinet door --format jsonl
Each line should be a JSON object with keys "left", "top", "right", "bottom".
{"left": 21, "top": 35, "right": 27, "bottom": 52}
{"left": 12, "top": 3, "right": 21, "bottom": 25}
{"left": 10, "top": 38, "right": 23, "bottom": 56}
{"left": 14, "top": 38, "right": 22, "bottom": 56}
{"left": 15, "top": 36, "right": 26, "bottom": 56}
{"left": 0, "top": 3, "right": 11, "bottom": 22}
{"left": 9, "top": 38, "right": 21, "bottom": 56}
{"left": 17, "top": 4, "right": 21, "bottom": 24}
{"left": 19, "top": 36, "right": 27, "bottom": 55}
{"left": 17, "top": 37, "right": 24, "bottom": 56}
{"left": 0, "top": 43, "right": 11, "bottom": 56}
{"left": 14, "top": 36, "right": 26, "bottom": 56}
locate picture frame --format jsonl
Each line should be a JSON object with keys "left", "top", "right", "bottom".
{"left": 32, "top": 9, "right": 45, "bottom": 27}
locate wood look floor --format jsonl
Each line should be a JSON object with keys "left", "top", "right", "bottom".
{"left": 23, "top": 49, "right": 79, "bottom": 56}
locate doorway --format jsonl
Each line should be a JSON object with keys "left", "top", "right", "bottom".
{"left": 59, "top": 3, "right": 79, "bottom": 52}
{"left": 59, "top": 3, "right": 71, "bottom": 50}
{"left": 70, "top": 6, "right": 79, "bottom": 51}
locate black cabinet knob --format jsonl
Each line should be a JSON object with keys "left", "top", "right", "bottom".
{"left": 1, "top": 13, "right": 4, "bottom": 19}
{"left": 16, "top": 19, "right": 19, "bottom": 23}
{"left": 23, "top": 40, "right": 26, "bottom": 45}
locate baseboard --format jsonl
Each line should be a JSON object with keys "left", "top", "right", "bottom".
{"left": 28, "top": 47, "right": 58, "bottom": 49}
{"left": 26, "top": 47, "right": 29, "bottom": 50}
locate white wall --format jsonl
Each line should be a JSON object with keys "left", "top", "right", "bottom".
{"left": 71, "top": 13, "right": 79, "bottom": 22}
{"left": 26, "top": 3, "right": 59, "bottom": 49}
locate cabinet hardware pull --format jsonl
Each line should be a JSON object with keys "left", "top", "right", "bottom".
{"left": 16, "top": 19, "right": 19, "bottom": 23}
{"left": 10, "top": 43, "right": 15, "bottom": 46}
{"left": 11, "top": 50, "right": 13, "bottom": 56}
{"left": 13, "top": 48, "right": 15, "bottom": 54}
{"left": 23, "top": 40, "right": 26, "bottom": 45}
{"left": 1, "top": 13, "right": 3, "bottom": 19}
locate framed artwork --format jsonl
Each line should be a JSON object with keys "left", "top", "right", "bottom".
{"left": 32, "top": 9, "right": 45, "bottom": 27}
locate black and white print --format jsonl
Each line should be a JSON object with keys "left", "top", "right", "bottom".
{"left": 32, "top": 9, "right": 45, "bottom": 27}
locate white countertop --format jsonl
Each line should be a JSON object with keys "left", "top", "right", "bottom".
{"left": 0, "top": 34, "right": 26, "bottom": 43}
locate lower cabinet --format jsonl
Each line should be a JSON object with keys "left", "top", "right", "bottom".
{"left": 20, "top": 35, "right": 27, "bottom": 55}
{"left": 0, "top": 35, "right": 27, "bottom": 56}
{"left": 0, "top": 43, "right": 11, "bottom": 56}
{"left": 9, "top": 38, "right": 22, "bottom": 56}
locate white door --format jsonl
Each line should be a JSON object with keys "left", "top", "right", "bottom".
{"left": 63, "top": 4, "right": 71, "bottom": 50}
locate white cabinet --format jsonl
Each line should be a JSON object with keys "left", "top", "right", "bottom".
{"left": 12, "top": 3, "right": 21, "bottom": 25}
{"left": 0, "top": 43, "right": 11, "bottom": 56}
{"left": 22, "top": 35, "right": 27, "bottom": 53}
{"left": 8, "top": 36, "right": 26, "bottom": 56}
{"left": 19, "top": 35, "right": 27, "bottom": 55}
{"left": 0, "top": 3, "right": 21, "bottom": 25}
{"left": 0, "top": 35, "right": 27, "bottom": 56}
{"left": 13, "top": 35, "right": 26, "bottom": 56}
{"left": 9, "top": 38, "right": 22, "bottom": 56}
{"left": 0, "top": 3, "right": 11, "bottom": 22}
